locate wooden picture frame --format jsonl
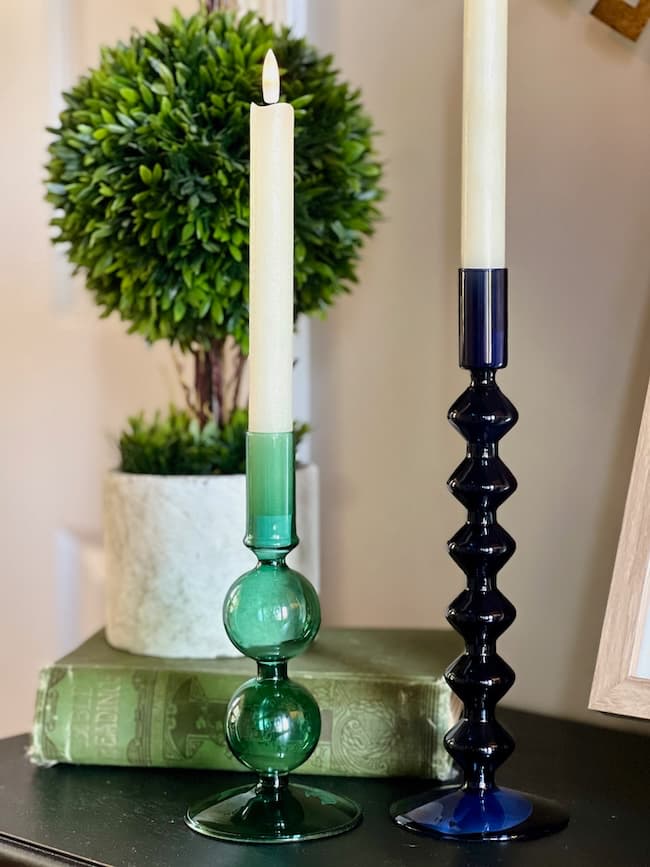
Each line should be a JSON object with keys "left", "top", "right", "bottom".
{"left": 591, "top": 0, "right": 650, "bottom": 43}
{"left": 590, "top": 379, "right": 650, "bottom": 720}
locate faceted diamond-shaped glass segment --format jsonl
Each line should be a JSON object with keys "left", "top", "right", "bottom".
{"left": 446, "top": 588, "right": 516, "bottom": 641}
{"left": 448, "top": 380, "right": 518, "bottom": 443}
{"left": 447, "top": 454, "right": 517, "bottom": 511}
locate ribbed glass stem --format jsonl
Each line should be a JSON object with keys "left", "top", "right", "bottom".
{"left": 446, "top": 367, "right": 518, "bottom": 791}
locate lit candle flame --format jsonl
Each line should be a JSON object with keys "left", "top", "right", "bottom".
{"left": 262, "top": 49, "right": 280, "bottom": 104}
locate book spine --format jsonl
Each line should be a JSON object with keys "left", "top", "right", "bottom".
{"left": 30, "top": 665, "right": 455, "bottom": 780}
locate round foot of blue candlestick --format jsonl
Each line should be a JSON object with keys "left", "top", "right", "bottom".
{"left": 391, "top": 785, "right": 569, "bottom": 842}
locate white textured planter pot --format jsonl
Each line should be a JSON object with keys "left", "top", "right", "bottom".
{"left": 104, "top": 466, "right": 319, "bottom": 658}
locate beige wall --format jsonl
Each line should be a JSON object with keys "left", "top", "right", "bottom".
{"left": 309, "top": 0, "right": 650, "bottom": 731}
{"left": 0, "top": 0, "right": 306, "bottom": 739}
{"left": 0, "top": 0, "right": 196, "bottom": 738}
{"left": 1, "top": 0, "right": 648, "bottom": 738}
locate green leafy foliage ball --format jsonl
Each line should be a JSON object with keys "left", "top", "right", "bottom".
{"left": 46, "top": 10, "right": 383, "bottom": 351}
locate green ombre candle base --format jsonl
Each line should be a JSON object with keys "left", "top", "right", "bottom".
{"left": 185, "top": 433, "right": 362, "bottom": 843}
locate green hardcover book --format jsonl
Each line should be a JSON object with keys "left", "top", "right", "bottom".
{"left": 30, "top": 628, "right": 461, "bottom": 780}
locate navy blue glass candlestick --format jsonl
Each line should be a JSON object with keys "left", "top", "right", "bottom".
{"left": 391, "top": 269, "right": 569, "bottom": 842}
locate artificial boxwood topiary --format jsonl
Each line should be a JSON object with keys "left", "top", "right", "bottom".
{"left": 46, "top": 9, "right": 382, "bottom": 349}
{"left": 45, "top": 8, "right": 383, "bottom": 469}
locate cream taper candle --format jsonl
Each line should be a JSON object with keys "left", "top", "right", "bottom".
{"left": 248, "top": 49, "right": 294, "bottom": 433}
{"left": 461, "top": 0, "right": 508, "bottom": 268}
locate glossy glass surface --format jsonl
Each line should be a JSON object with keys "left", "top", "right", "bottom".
{"left": 186, "top": 781, "right": 361, "bottom": 844}
{"left": 459, "top": 268, "right": 507, "bottom": 370}
{"left": 391, "top": 306, "right": 568, "bottom": 842}
{"left": 395, "top": 786, "right": 531, "bottom": 835}
{"left": 391, "top": 786, "right": 569, "bottom": 842}
{"left": 244, "top": 432, "right": 297, "bottom": 557}
{"left": 225, "top": 672, "right": 320, "bottom": 774}
{"left": 224, "top": 562, "right": 320, "bottom": 660}
{"left": 187, "top": 432, "right": 361, "bottom": 843}
{"left": 445, "top": 369, "right": 519, "bottom": 792}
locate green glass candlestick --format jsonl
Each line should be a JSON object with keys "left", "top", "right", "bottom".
{"left": 185, "top": 432, "right": 362, "bottom": 843}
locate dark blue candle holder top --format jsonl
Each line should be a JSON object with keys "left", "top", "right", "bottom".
{"left": 459, "top": 268, "right": 507, "bottom": 370}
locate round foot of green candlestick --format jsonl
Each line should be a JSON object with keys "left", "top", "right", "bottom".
{"left": 185, "top": 781, "right": 362, "bottom": 844}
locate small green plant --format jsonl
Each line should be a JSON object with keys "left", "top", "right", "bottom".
{"left": 120, "top": 407, "right": 308, "bottom": 475}
{"left": 46, "top": 8, "right": 382, "bottom": 470}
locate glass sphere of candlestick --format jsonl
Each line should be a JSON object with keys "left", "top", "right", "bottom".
{"left": 224, "top": 562, "right": 320, "bottom": 660}
{"left": 226, "top": 670, "right": 321, "bottom": 775}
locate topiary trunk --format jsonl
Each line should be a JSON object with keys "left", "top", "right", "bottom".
{"left": 193, "top": 341, "right": 247, "bottom": 429}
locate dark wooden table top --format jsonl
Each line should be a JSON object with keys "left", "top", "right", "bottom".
{"left": 0, "top": 709, "right": 648, "bottom": 866}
